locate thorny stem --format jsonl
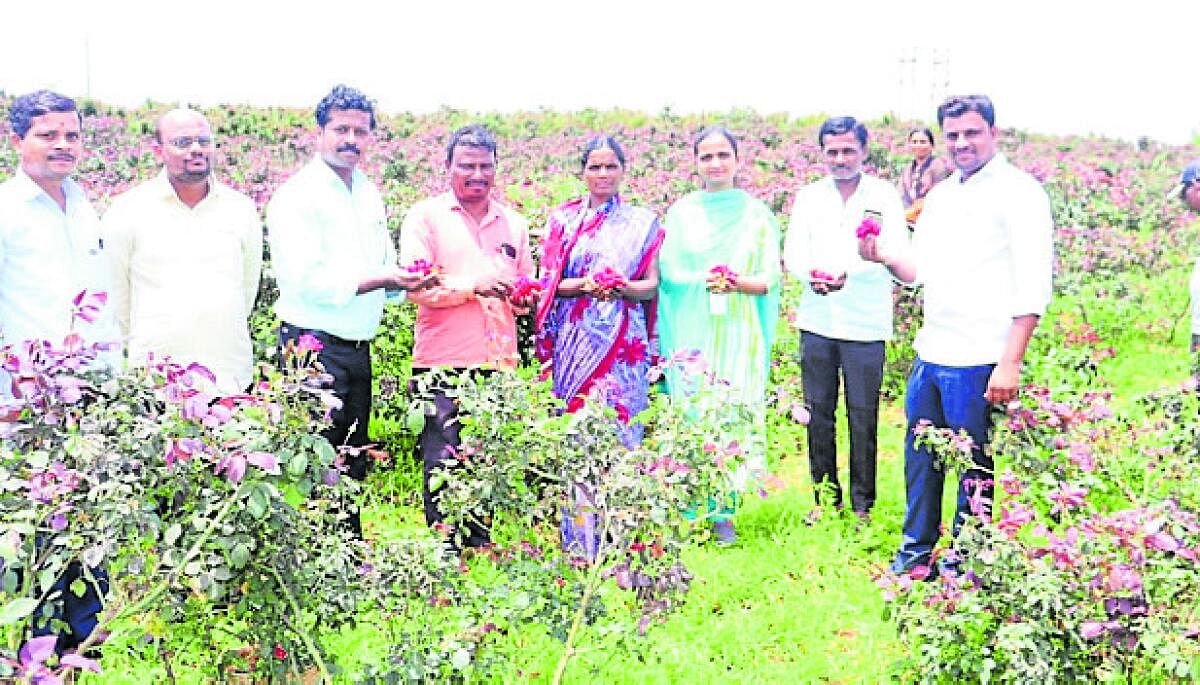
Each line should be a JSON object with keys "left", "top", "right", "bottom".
{"left": 552, "top": 515, "right": 610, "bottom": 685}
{"left": 72, "top": 491, "right": 242, "bottom": 656}
{"left": 158, "top": 642, "right": 177, "bottom": 685}
{"left": 269, "top": 564, "right": 331, "bottom": 683}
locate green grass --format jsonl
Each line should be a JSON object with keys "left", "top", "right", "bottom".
{"left": 79, "top": 277, "right": 1198, "bottom": 684}
{"left": 82, "top": 348, "right": 1194, "bottom": 684}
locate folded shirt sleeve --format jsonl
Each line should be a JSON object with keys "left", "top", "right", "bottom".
{"left": 1006, "top": 178, "right": 1055, "bottom": 318}
{"left": 781, "top": 192, "right": 810, "bottom": 280}
{"left": 266, "top": 189, "right": 360, "bottom": 309}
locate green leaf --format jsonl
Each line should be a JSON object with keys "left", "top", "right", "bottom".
{"left": 70, "top": 578, "right": 87, "bottom": 597}
{"left": 230, "top": 543, "right": 251, "bottom": 569}
{"left": 246, "top": 489, "right": 267, "bottom": 519}
{"left": 1, "top": 570, "right": 18, "bottom": 593}
{"left": 428, "top": 472, "right": 445, "bottom": 492}
{"left": 288, "top": 453, "right": 309, "bottom": 478}
{"left": 37, "top": 568, "right": 57, "bottom": 594}
{"left": 314, "top": 440, "right": 336, "bottom": 465}
{"left": 0, "top": 597, "right": 38, "bottom": 625}
{"left": 512, "top": 591, "right": 531, "bottom": 611}
{"left": 405, "top": 405, "right": 425, "bottom": 435}
{"left": 164, "top": 523, "right": 182, "bottom": 546}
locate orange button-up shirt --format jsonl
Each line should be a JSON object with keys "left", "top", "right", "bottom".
{"left": 398, "top": 192, "right": 533, "bottom": 369}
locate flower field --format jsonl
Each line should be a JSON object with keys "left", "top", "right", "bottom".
{"left": 1, "top": 96, "right": 1199, "bottom": 683}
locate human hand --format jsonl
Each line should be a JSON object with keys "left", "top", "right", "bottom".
{"left": 706, "top": 265, "right": 739, "bottom": 294}
{"left": 510, "top": 275, "right": 546, "bottom": 307}
{"left": 474, "top": 272, "right": 513, "bottom": 298}
{"left": 588, "top": 267, "right": 628, "bottom": 300}
{"left": 809, "top": 269, "right": 846, "bottom": 295}
{"left": 858, "top": 235, "right": 886, "bottom": 264}
{"left": 984, "top": 361, "right": 1021, "bottom": 404}
{"left": 393, "top": 270, "right": 440, "bottom": 291}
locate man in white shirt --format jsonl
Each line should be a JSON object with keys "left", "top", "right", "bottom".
{"left": 783, "top": 117, "right": 906, "bottom": 521}
{"left": 267, "top": 85, "right": 433, "bottom": 537}
{"left": 860, "top": 95, "right": 1054, "bottom": 574}
{"left": 1171, "top": 161, "right": 1200, "bottom": 352}
{"left": 0, "top": 90, "right": 114, "bottom": 356}
{"left": 104, "top": 109, "right": 262, "bottom": 394}
{"left": 0, "top": 89, "right": 113, "bottom": 654}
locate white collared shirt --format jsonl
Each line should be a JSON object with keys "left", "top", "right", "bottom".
{"left": 909, "top": 154, "right": 1054, "bottom": 366}
{"left": 0, "top": 169, "right": 116, "bottom": 350}
{"left": 783, "top": 173, "right": 907, "bottom": 342}
{"left": 1190, "top": 259, "right": 1200, "bottom": 335}
{"left": 103, "top": 171, "right": 262, "bottom": 394}
{"left": 266, "top": 157, "right": 399, "bottom": 341}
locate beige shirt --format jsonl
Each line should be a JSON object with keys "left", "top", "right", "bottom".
{"left": 104, "top": 171, "right": 262, "bottom": 393}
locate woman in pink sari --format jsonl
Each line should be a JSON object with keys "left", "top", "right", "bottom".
{"left": 535, "top": 136, "right": 664, "bottom": 558}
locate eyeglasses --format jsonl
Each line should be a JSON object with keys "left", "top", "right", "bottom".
{"left": 168, "top": 136, "right": 214, "bottom": 149}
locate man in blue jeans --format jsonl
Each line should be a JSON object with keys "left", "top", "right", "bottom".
{"left": 859, "top": 94, "right": 1054, "bottom": 574}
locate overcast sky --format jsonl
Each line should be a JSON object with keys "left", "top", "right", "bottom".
{"left": 2, "top": 0, "right": 1196, "bottom": 144}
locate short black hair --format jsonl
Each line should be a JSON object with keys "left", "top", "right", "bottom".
{"left": 314, "top": 84, "right": 376, "bottom": 130}
{"left": 9, "top": 90, "right": 81, "bottom": 139}
{"left": 818, "top": 116, "right": 868, "bottom": 149}
{"left": 445, "top": 124, "right": 498, "bottom": 165}
{"left": 937, "top": 94, "right": 995, "bottom": 127}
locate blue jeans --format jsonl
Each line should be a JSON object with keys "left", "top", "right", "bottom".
{"left": 892, "top": 359, "right": 995, "bottom": 573}
{"left": 31, "top": 561, "right": 109, "bottom": 653}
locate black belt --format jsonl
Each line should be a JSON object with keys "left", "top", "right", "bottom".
{"left": 321, "top": 331, "right": 370, "bottom": 349}
{"left": 285, "top": 323, "right": 370, "bottom": 350}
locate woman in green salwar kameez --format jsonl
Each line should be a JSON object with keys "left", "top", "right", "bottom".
{"left": 657, "top": 126, "right": 782, "bottom": 544}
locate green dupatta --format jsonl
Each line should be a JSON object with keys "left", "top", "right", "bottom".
{"left": 658, "top": 189, "right": 782, "bottom": 405}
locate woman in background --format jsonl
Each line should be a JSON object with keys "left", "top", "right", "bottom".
{"left": 899, "top": 127, "right": 952, "bottom": 225}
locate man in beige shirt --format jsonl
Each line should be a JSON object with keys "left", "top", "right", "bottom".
{"left": 104, "top": 108, "right": 262, "bottom": 394}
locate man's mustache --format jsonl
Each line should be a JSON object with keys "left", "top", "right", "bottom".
{"left": 337, "top": 144, "right": 360, "bottom": 154}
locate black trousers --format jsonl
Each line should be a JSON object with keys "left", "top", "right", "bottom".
{"left": 411, "top": 367, "right": 491, "bottom": 548}
{"left": 280, "top": 323, "right": 372, "bottom": 536}
{"left": 800, "top": 331, "right": 885, "bottom": 513}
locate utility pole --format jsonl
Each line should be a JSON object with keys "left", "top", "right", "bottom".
{"left": 84, "top": 34, "right": 92, "bottom": 98}
{"left": 897, "top": 48, "right": 918, "bottom": 120}
{"left": 899, "top": 48, "right": 952, "bottom": 122}
{"left": 930, "top": 48, "right": 950, "bottom": 113}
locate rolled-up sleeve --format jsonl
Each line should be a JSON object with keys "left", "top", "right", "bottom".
{"left": 876, "top": 185, "right": 910, "bottom": 276}
{"left": 242, "top": 208, "right": 263, "bottom": 318}
{"left": 1191, "top": 260, "right": 1200, "bottom": 336}
{"left": 782, "top": 193, "right": 810, "bottom": 279}
{"left": 101, "top": 201, "right": 134, "bottom": 338}
{"left": 1007, "top": 179, "right": 1055, "bottom": 318}
{"left": 266, "top": 188, "right": 359, "bottom": 309}
{"left": 759, "top": 210, "right": 783, "bottom": 288}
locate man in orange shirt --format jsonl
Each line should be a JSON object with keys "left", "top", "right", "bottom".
{"left": 399, "top": 124, "right": 533, "bottom": 547}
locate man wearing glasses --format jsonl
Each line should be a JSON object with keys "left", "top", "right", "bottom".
{"left": 104, "top": 108, "right": 262, "bottom": 395}
{"left": 859, "top": 94, "right": 1053, "bottom": 576}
